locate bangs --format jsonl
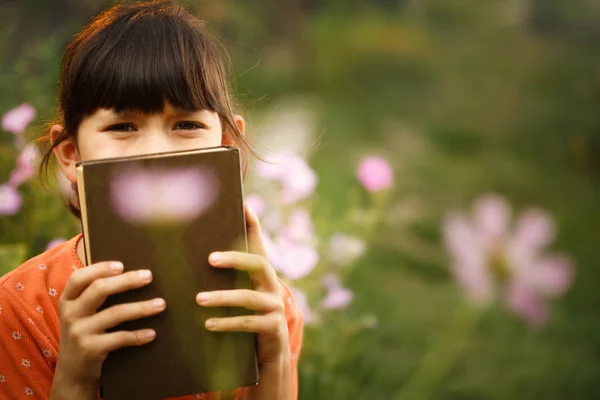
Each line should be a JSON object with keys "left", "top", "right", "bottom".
{"left": 66, "top": 5, "right": 225, "bottom": 116}
{"left": 42, "top": 1, "right": 255, "bottom": 206}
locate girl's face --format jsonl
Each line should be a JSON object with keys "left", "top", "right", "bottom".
{"left": 78, "top": 102, "right": 225, "bottom": 160}
{"left": 52, "top": 102, "right": 244, "bottom": 186}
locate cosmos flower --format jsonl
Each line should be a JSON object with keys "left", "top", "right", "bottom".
{"left": 356, "top": 156, "right": 394, "bottom": 192}
{"left": 442, "top": 194, "right": 574, "bottom": 327}
{"left": 2, "top": 103, "right": 36, "bottom": 135}
{"left": 110, "top": 165, "right": 219, "bottom": 225}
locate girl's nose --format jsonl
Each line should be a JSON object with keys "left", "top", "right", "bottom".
{"left": 137, "top": 130, "right": 177, "bottom": 155}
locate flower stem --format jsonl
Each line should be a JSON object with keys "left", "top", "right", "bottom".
{"left": 395, "top": 305, "right": 483, "bottom": 400}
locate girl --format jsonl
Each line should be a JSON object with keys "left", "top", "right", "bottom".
{"left": 0, "top": 2, "right": 303, "bottom": 399}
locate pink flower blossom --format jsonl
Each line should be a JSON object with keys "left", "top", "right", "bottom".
{"left": 262, "top": 210, "right": 283, "bottom": 233}
{"left": 254, "top": 158, "right": 284, "bottom": 180}
{"left": 9, "top": 143, "right": 39, "bottom": 187}
{"left": 263, "top": 233, "right": 318, "bottom": 280}
{"left": 255, "top": 152, "right": 317, "bottom": 204}
{"left": 328, "top": 233, "right": 366, "bottom": 265}
{"left": 2, "top": 104, "right": 36, "bottom": 135}
{"left": 110, "top": 166, "right": 218, "bottom": 225}
{"left": 261, "top": 232, "right": 284, "bottom": 266}
{"left": 442, "top": 194, "right": 574, "bottom": 328}
{"left": 322, "top": 273, "right": 354, "bottom": 310}
{"left": 245, "top": 194, "right": 266, "bottom": 217}
{"left": 289, "top": 287, "right": 312, "bottom": 323}
{"left": 322, "top": 273, "right": 340, "bottom": 290}
{"left": 279, "top": 155, "right": 317, "bottom": 204}
{"left": 356, "top": 156, "right": 394, "bottom": 192}
{"left": 0, "top": 184, "right": 22, "bottom": 215}
{"left": 283, "top": 207, "right": 314, "bottom": 243}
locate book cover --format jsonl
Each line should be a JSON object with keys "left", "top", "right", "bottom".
{"left": 76, "top": 146, "right": 258, "bottom": 400}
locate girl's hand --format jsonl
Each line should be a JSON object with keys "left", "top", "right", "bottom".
{"left": 51, "top": 262, "right": 166, "bottom": 398}
{"left": 196, "top": 204, "right": 291, "bottom": 367}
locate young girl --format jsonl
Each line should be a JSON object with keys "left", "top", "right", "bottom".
{"left": 0, "top": 2, "right": 303, "bottom": 399}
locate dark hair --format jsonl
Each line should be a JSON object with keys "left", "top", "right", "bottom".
{"left": 40, "top": 1, "right": 255, "bottom": 213}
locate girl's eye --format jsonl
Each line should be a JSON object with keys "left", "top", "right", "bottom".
{"left": 174, "top": 121, "right": 203, "bottom": 130}
{"left": 107, "top": 123, "right": 136, "bottom": 132}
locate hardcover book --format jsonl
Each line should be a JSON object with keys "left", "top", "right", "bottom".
{"left": 76, "top": 146, "right": 258, "bottom": 400}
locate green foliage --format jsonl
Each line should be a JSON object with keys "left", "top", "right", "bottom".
{"left": 0, "top": 243, "right": 27, "bottom": 276}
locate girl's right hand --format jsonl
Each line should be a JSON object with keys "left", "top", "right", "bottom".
{"left": 51, "top": 261, "right": 166, "bottom": 398}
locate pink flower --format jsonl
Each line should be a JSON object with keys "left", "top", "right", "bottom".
{"left": 263, "top": 233, "right": 318, "bottom": 280}
{"left": 255, "top": 152, "right": 317, "bottom": 204}
{"left": 254, "top": 157, "right": 284, "bottom": 180}
{"left": 261, "top": 232, "right": 284, "bottom": 266}
{"left": 0, "top": 184, "right": 23, "bottom": 215}
{"left": 283, "top": 207, "right": 314, "bottom": 243}
{"left": 289, "top": 287, "right": 312, "bottom": 323}
{"left": 322, "top": 273, "right": 354, "bottom": 310}
{"left": 245, "top": 194, "right": 266, "bottom": 217}
{"left": 46, "top": 238, "right": 66, "bottom": 250}
{"left": 262, "top": 210, "right": 283, "bottom": 233}
{"left": 2, "top": 104, "right": 36, "bottom": 135}
{"left": 442, "top": 194, "right": 574, "bottom": 328}
{"left": 9, "top": 143, "right": 39, "bottom": 187}
{"left": 279, "top": 155, "right": 317, "bottom": 204}
{"left": 356, "top": 156, "right": 394, "bottom": 192}
{"left": 328, "top": 233, "right": 366, "bottom": 265}
{"left": 110, "top": 166, "right": 219, "bottom": 225}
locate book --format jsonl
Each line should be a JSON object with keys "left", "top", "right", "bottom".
{"left": 76, "top": 145, "right": 259, "bottom": 400}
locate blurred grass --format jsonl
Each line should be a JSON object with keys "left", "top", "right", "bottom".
{"left": 1, "top": 0, "right": 600, "bottom": 399}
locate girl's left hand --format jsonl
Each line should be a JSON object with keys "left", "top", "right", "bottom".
{"left": 195, "top": 203, "right": 290, "bottom": 366}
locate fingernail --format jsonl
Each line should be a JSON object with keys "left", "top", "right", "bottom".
{"left": 153, "top": 298, "right": 166, "bottom": 309}
{"left": 197, "top": 292, "right": 210, "bottom": 304}
{"left": 110, "top": 262, "right": 124, "bottom": 272}
{"left": 246, "top": 203, "right": 254, "bottom": 215}
{"left": 209, "top": 253, "right": 221, "bottom": 265}
{"left": 138, "top": 270, "right": 152, "bottom": 281}
{"left": 145, "top": 330, "right": 156, "bottom": 340}
{"left": 205, "top": 319, "right": 216, "bottom": 329}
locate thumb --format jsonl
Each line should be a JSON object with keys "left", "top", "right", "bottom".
{"left": 245, "top": 202, "right": 267, "bottom": 257}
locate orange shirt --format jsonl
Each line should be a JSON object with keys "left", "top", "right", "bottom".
{"left": 0, "top": 235, "right": 303, "bottom": 400}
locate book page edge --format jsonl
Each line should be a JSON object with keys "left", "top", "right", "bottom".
{"left": 77, "top": 146, "right": 229, "bottom": 167}
{"left": 76, "top": 165, "right": 92, "bottom": 265}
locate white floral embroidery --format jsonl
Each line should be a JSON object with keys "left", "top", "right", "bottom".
{"left": 38, "top": 264, "right": 48, "bottom": 270}
{"left": 48, "top": 288, "right": 58, "bottom": 297}
{"left": 15, "top": 283, "right": 24, "bottom": 291}
{"left": 42, "top": 349, "right": 53, "bottom": 359}
{"left": 195, "top": 395, "right": 206, "bottom": 399}
{"left": 0, "top": 374, "right": 5, "bottom": 383}
{"left": 0, "top": 304, "right": 2, "bottom": 314}
{"left": 21, "top": 359, "right": 31, "bottom": 368}
{"left": 72, "top": 265, "right": 78, "bottom": 271}
{"left": 24, "top": 386, "right": 34, "bottom": 396}
{"left": 291, "top": 352, "right": 298, "bottom": 360}
{"left": 36, "top": 305, "right": 44, "bottom": 314}
{"left": 11, "top": 331, "right": 23, "bottom": 340}
{"left": 28, "top": 318, "right": 35, "bottom": 325}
